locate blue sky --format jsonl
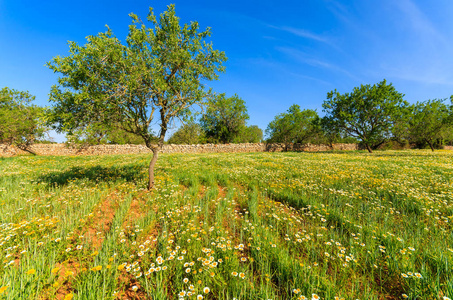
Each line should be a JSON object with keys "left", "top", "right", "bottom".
{"left": 1, "top": 0, "right": 453, "bottom": 142}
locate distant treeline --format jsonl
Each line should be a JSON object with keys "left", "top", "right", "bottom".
{"left": 1, "top": 80, "right": 452, "bottom": 153}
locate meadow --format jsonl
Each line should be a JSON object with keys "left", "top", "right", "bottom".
{"left": 0, "top": 150, "right": 452, "bottom": 300}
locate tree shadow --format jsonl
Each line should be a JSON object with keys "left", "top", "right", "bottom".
{"left": 37, "top": 165, "right": 146, "bottom": 187}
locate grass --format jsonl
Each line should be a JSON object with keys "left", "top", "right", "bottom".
{"left": 0, "top": 150, "right": 452, "bottom": 299}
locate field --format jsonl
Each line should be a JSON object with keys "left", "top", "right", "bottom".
{"left": 1, "top": 150, "right": 453, "bottom": 300}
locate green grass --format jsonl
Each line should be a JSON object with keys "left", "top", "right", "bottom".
{"left": 0, "top": 150, "right": 452, "bottom": 299}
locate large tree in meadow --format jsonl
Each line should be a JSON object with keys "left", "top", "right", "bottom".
{"left": 47, "top": 5, "right": 226, "bottom": 190}
{"left": 322, "top": 79, "right": 407, "bottom": 153}
{"left": 0, "top": 87, "right": 47, "bottom": 151}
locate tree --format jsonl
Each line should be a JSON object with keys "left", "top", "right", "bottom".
{"left": 167, "top": 122, "right": 205, "bottom": 144}
{"left": 405, "top": 99, "right": 452, "bottom": 151}
{"left": 322, "top": 79, "right": 407, "bottom": 153}
{"left": 236, "top": 125, "right": 263, "bottom": 143}
{"left": 0, "top": 87, "right": 47, "bottom": 151}
{"left": 47, "top": 5, "right": 226, "bottom": 190}
{"left": 265, "top": 104, "right": 319, "bottom": 150}
{"left": 200, "top": 94, "right": 249, "bottom": 143}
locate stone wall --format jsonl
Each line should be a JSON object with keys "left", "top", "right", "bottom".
{"left": 0, "top": 142, "right": 359, "bottom": 157}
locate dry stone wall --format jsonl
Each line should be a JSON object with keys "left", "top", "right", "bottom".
{"left": 1, "top": 143, "right": 359, "bottom": 157}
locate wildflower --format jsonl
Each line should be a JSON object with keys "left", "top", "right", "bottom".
{"left": 51, "top": 267, "right": 60, "bottom": 274}
{"left": 183, "top": 278, "right": 189, "bottom": 283}
{"left": 414, "top": 273, "right": 423, "bottom": 279}
{"left": 293, "top": 289, "right": 300, "bottom": 294}
{"left": 0, "top": 286, "right": 8, "bottom": 295}
{"left": 76, "top": 245, "right": 83, "bottom": 250}
{"left": 401, "top": 273, "right": 408, "bottom": 278}
{"left": 203, "top": 287, "right": 210, "bottom": 294}
{"left": 185, "top": 268, "right": 191, "bottom": 273}
{"left": 26, "top": 269, "right": 36, "bottom": 275}
{"left": 239, "top": 272, "right": 246, "bottom": 279}
{"left": 312, "top": 294, "right": 320, "bottom": 300}
{"left": 117, "top": 265, "right": 124, "bottom": 270}
{"left": 65, "top": 248, "right": 71, "bottom": 252}
{"left": 179, "top": 291, "right": 186, "bottom": 297}
{"left": 64, "top": 294, "right": 74, "bottom": 300}
{"left": 402, "top": 294, "right": 408, "bottom": 299}
{"left": 132, "top": 285, "right": 138, "bottom": 292}
{"left": 91, "top": 265, "right": 102, "bottom": 271}
{"left": 197, "top": 295, "right": 204, "bottom": 300}
{"left": 232, "top": 271, "right": 238, "bottom": 276}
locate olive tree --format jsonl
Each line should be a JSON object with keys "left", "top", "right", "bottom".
{"left": 47, "top": 5, "right": 226, "bottom": 189}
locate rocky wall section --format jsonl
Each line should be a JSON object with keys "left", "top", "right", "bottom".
{"left": 1, "top": 143, "right": 358, "bottom": 157}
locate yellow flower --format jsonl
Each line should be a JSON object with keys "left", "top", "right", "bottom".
{"left": 26, "top": 269, "right": 36, "bottom": 275}
{"left": 51, "top": 267, "right": 60, "bottom": 274}
{"left": 203, "top": 287, "right": 210, "bottom": 294}
{"left": 117, "top": 265, "right": 125, "bottom": 270}
{"left": 91, "top": 265, "right": 102, "bottom": 272}
{"left": 0, "top": 286, "right": 9, "bottom": 295}
{"left": 64, "top": 293, "right": 74, "bottom": 300}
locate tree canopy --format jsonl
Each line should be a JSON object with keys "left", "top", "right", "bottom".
{"left": 405, "top": 99, "right": 453, "bottom": 151}
{"left": 200, "top": 94, "right": 250, "bottom": 143}
{"left": 322, "top": 79, "right": 407, "bottom": 153}
{"left": 167, "top": 122, "right": 206, "bottom": 145}
{"left": 0, "top": 87, "right": 47, "bottom": 150}
{"left": 266, "top": 104, "right": 319, "bottom": 148}
{"left": 47, "top": 5, "right": 226, "bottom": 189}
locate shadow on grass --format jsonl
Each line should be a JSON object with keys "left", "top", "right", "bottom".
{"left": 37, "top": 165, "right": 146, "bottom": 187}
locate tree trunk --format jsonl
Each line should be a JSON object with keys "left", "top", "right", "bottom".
{"left": 148, "top": 147, "right": 159, "bottom": 190}
{"left": 426, "top": 139, "right": 435, "bottom": 152}
{"left": 365, "top": 144, "right": 373, "bottom": 153}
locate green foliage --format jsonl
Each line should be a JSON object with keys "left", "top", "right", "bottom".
{"left": 0, "top": 87, "right": 47, "bottom": 148}
{"left": 322, "top": 79, "right": 407, "bottom": 152}
{"left": 236, "top": 125, "right": 263, "bottom": 143}
{"left": 405, "top": 99, "right": 453, "bottom": 151}
{"left": 65, "top": 123, "right": 145, "bottom": 146}
{"left": 46, "top": 4, "right": 227, "bottom": 150}
{"left": 200, "top": 94, "right": 250, "bottom": 143}
{"left": 167, "top": 122, "right": 206, "bottom": 144}
{"left": 265, "top": 104, "right": 319, "bottom": 146}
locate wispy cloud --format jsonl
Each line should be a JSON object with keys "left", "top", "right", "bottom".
{"left": 395, "top": 0, "right": 447, "bottom": 45}
{"left": 269, "top": 25, "right": 335, "bottom": 47}
{"left": 276, "top": 46, "right": 360, "bottom": 81}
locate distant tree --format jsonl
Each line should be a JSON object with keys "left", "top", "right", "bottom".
{"left": 64, "top": 122, "right": 145, "bottom": 146}
{"left": 266, "top": 104, "right": 318, "bottom": 150}
{"left": 47, "top": 5, "right": 226, "bottom": 190}
{"left": 322, "top": 79, "right": 407, "bottom": 153}
{"left": 167, "top": 122, "right": 205, "bottom": 144}
{"left": 0, "top": 87, "right": 47, "bottom": 151}
{"left": 236, "top": 125, "right": 263, "bottom": 143}
{"left": 405, "top": 99, "right": 453, "bottom": 151}
{"left": 200, "top": 94, "right": 249, "bottom": 143}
